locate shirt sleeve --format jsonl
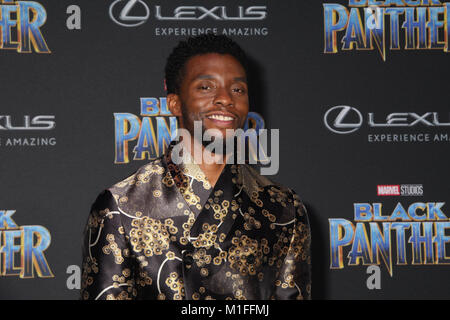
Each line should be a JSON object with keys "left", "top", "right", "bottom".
{"left": 80, "top": 190, "right": 137, "bottom": 300}
{"left": 273, "top": 191, "right": 312, "bottom": 300}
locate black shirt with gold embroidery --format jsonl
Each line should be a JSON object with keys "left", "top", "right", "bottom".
{"left": 81, "top": 145, "right": 311, "bottom": 300}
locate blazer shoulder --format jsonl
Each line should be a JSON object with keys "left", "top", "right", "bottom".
{"left": 108, "top": 157, "right": 166, "bottom": 197}
{"left": 240, "top": 164, "right": 297, "bottom": 198}
{"left": 99, "top": 157, "right": 171, "bottom": 220}
{"left": 91, "top": 189, "right": 117, "bottom": 212}
{"left": 240, "top": 164, "right": 308, "bottom": 218}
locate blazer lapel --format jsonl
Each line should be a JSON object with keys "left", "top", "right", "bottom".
{"left": 164, "top": 145, "right": 213, "bottom": 221}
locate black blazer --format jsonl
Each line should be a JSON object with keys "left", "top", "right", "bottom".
{"left": 81, "top": 147, "right": 311, "bottom": 300}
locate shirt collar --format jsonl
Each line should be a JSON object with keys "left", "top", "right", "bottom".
{"left": 163, "top": 141, "right": 275, "bottom": 212}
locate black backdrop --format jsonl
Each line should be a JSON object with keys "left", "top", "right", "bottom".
{"left": 1, "top": 0, "right": 449, "bottom": 299}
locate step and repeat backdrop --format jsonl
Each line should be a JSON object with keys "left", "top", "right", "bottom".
{"left": 1, "top": 0, "right": 449, "bottom": 299}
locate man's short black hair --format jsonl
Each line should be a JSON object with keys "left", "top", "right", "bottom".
{"left": 164, "top": 34, "right": 249, "bottom": 94}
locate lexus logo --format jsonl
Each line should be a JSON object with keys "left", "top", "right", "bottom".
{"left": 109, "top": 1, "right": 267, "bottom": 27}
{"left": 324, "top": 106, "right": 363, "bottom": 134}
{"left": 109, "top": 0, "right": 150, "bottom": 27}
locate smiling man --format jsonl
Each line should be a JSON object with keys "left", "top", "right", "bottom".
{"left": 81, "top": 34, "right": 311, "bottom": 300}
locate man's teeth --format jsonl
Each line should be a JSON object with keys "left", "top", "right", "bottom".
{"left": 208, "top": 114, "right": 234, "bottom": 121}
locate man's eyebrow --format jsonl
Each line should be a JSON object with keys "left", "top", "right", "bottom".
{"left": 193, "top": 75, "right": 247, "bottom": 83}
{"left": 233, "top": 77, "right": 247, "bottom": 83}
{"left": 194, "top": 75, "right": 215, "bottom": 80}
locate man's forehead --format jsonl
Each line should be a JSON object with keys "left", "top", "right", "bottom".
{"left": 184, "top": 53, "right": 246, "bottom": 76}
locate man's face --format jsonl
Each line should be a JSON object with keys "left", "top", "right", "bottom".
{"left": 169, "top": 53, "right": 249, "bottom": 145}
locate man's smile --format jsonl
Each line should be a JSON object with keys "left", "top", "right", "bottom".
{"left": 204, "top": 111, "right": 237, "bottom": 128}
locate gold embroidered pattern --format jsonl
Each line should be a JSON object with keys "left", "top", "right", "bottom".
{"left": 192, "top": 223, "right": 218, "bottom": 248}
{"left": 129, "top": 217, "right": 177, "bottom": 256}
{"left": 165, "top": 272, "right": 185, "bottom": 300}
{"left": 180, "top": 212, "right": 196, "bottom": 245}
{"left": 116, "top": 161, "right": 165, "bottom": 188}
{"left": 192, "top": 248, "right": 212, "bottom": 267}
{"left": 228, "top": 235, "right": 263, "bottom": 276}
{"left": 104, "top": 269, "right": 136, "bottom": 300}
{"left": 138, "top": 270, "right": 153, "bottom": 287}
{"left": 207, "top": 196, "right": 230, "bottom": 222}
{"left": 183, "top": 162, "right": 211, "bottom": 190}
{"left": 102, "top": 234, "right": 124, "bottom": 264}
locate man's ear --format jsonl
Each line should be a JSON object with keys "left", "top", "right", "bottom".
{"left": 167, "top": 93, "right": 182, "bottom": 117}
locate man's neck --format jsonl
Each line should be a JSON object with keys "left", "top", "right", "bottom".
{"left": 198, "top": 161, "right": 226, "bottom": 188}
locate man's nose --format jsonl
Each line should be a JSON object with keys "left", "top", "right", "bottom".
{"left": 213, "top": 87, "right": 234, "bottom": 108}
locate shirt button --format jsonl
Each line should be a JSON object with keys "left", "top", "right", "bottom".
{"left": 184, "top": 255, "right": 194, "bottom": 266}
{"left": 246, "top": 254, "right": 255, "bottom": 264}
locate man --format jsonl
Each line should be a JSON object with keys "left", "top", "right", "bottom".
{"left": 81, "top": 34, "right": 311, "bottom": 300}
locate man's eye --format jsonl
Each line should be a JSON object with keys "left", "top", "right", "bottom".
{"left": 198, "top": 84, "right": 215, "bottom": 91}
{"left": 232, "top": 87, "right": 246, "bottom": 94}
